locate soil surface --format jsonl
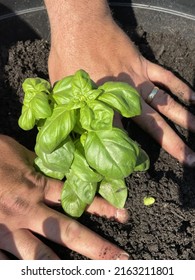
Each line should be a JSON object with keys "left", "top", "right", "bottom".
{"left": 0, "top": 20, "right": 195, "bottom": 260}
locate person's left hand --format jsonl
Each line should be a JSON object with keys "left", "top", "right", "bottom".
{"left": 0, "top": 135, "right": 129, "bottom": 260}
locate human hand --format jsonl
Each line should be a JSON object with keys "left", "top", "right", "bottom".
{"left": 47, "top": 7, "right": 195, "bottom": 166}
{"left": 0, "top": 135, "right": 129, "bottom": 260}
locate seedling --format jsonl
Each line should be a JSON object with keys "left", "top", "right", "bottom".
{"left": 143, "top": 196, "right": 155, "bottom": 206}
{"left": 18, "top": 69, "right": 150, "bottom": 217}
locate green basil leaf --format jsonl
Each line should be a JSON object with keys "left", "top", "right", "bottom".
{"left": 99, "top": 178, "right": 128, "bottom": 208}
{"left": 80, "top": 100, "right": 114, "bottom": 131}
{"left": 71, "top": 109, "right": 85, "bottom": 135}
{"left": 66, "top": 171, "right": 97, "bottom": 204}
{"left": 37, "top": 106, "right": 76, "bottom": 153}
{"left": 134, "top": 148, "right": 150, "bottom": 171}
{"left": 71, "top": 69, "right": 94, "bottom": 98}
{"left": 98, "top": 82, "right": 141, "bottom": 117}
{"left": 87, "top": 89, "right": 103, "bottom": 100}
{"left": 61, "top": 180, "right": 87, "bottom": 217}
{"left": 18, "top": 105, "right": 36, "bottom": 130}
{"left": 34, "top": 157, "right": 64, "bottom": 180}
{"left": 35, "top": 136, "right": 75, "bottom": 173}
{"left": 30, "top": 92, "right": 52, "bottom": 119}
{"left": 71, "top": 149, "right": 102, "bottom": 182}
{"left": 52, "top": 75, "right": 73, "bottom": 105}
{"left": 84, "top": 128, "right": 139, "bottom": 179}
{"left": 22, "top": 77, "right": 51, "bottom": 105}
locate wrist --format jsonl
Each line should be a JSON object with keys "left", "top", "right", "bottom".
{"left": 44, "top": 0, "right": 113, "bottom": 43}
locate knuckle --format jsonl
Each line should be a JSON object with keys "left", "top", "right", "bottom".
{"left": 163, "top": 94, "right": 176, "bottom": 113}
{"left": 149, "top": 114, "right": 166, "bottom": 131}
{"left": 164, "top": 69, "right": 174, "bottom": 83}
{"left": 0, "top": 191, "right": 30, "bottom": 216}
{"left": 64, "top": 220, "right": 81, "bottom": 244}
{"left": 34, "top": 247, "right": 58, "bottom": 260}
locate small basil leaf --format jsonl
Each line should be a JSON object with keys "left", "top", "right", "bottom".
{"left": 37, "top": 106, "right": 76, "bottom": 153}
{"left": 31, "top": 92, "right": 52, "bottom": 119}
{"left": 98, "top": 81, "right": 141, "bottom": 117}
{"left": 87, "top": 89, "right": 103, "bottom": 100}
{"left": 22, "top": 77, "right": 51, "bottom": 105}
{"left": 52, "top": 75, "right": 73, "bottom": 105}
{"left": 34, "top": 157, "right": 64, "bottom": 180}
{"left": 99, "top": 178, "right": 128, "bottom": 208}
{"left": 84, "top": 128, "right": 139, "bottom": 179}
{"left": 18, "top": 105, "right": 36, "bottom": 130}
{"left": 80, "top": 100, "right": 114, "bottom": 131}
{"left": 61, "top": 180, "right": 87, "bottom": 217}
{"left": 134, "top": 148, "right": 150, "bottom": 171}
{"left": 71, "top": 69, "right": 94, "bottom": 98}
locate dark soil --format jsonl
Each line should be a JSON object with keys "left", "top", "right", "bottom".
{"left": 0, "top": 21, "right": 195, "bottom": 260}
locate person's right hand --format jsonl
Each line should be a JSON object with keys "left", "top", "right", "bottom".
{"left": 47, "top": 9, "right": 195, "bottom": 166}
{"left": 0, "top": 135, "right": 130, "bottom": 260}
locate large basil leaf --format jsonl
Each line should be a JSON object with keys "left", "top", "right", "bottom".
{"left": 61, "top": 180, "right": 87, "bottom": 217}
{"left": 80, "top": 101, "right": 114, "bottom": 131}
{"left": 66, "top": 171, "right": 97, "bottom": 204}
{"left": 35, "top": 137, "right": 75, "bottom": 173}
{"left": 98, "top": 82, "right": 141, "bottom": 117}
{"left": 37, "top": 105, "right": 76, "bottom": 153}
{"left": 22, "top": 77, "right": 51, "bottom": 105}
{"left": 83, "top": 128, "right": 139, "bottom": 179}
{"left": 99, "top": 178, "right": 128, "bottom": 208}
{"left": 134, "top": 148, "right": 150, "bottom": 171}
{"left": 34, "top": 157, "right": 65, "bottom": 180}
{"left": 18, "top": 105, "right": 36, "bottom": 130}
{"left": 70, "top": 149, "right": 102, "bottom": 182}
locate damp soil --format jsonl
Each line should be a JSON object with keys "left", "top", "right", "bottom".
{"left": 0, "top": 25, "right": 195, "bottom": 260}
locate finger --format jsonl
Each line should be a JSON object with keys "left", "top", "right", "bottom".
{"left": 0, "top": 250, "right": 10, "bottom": 260}
{"left": 30, "top": 205, "right": 130, "bottom": 260}
{"left": 44, "top": 178, "right": 129, "bottom": 223}
{"left": 0, "top": 229, "right": 60, "bottom": 260}
{"left": 147, "top": 61, "right": 195, "bottom": 104}
{"left": 133, "top": 100, "right": 195, "bottom": 166}
{"left": 86, "top": 196, "right": 130, "bottom": 223}
{"left": 144, "top": 86, "right": 195, "bottom": 132}
{"left": 44, "top": 177, "right": 64, "bottom": 205}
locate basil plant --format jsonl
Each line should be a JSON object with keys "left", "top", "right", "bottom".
{"left": 18, "top": 69, "right": 149, "bottom": 217}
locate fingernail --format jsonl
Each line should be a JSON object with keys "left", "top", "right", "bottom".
{"left": 116, "top": 252, "right": 132, "bottom": 260}
{"left": 115, "top": 208, "right": 130, "bottom": 223}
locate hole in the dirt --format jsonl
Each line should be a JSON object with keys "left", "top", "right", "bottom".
{"left": 178, "top": 221, "right": 191, "bottom": 234}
